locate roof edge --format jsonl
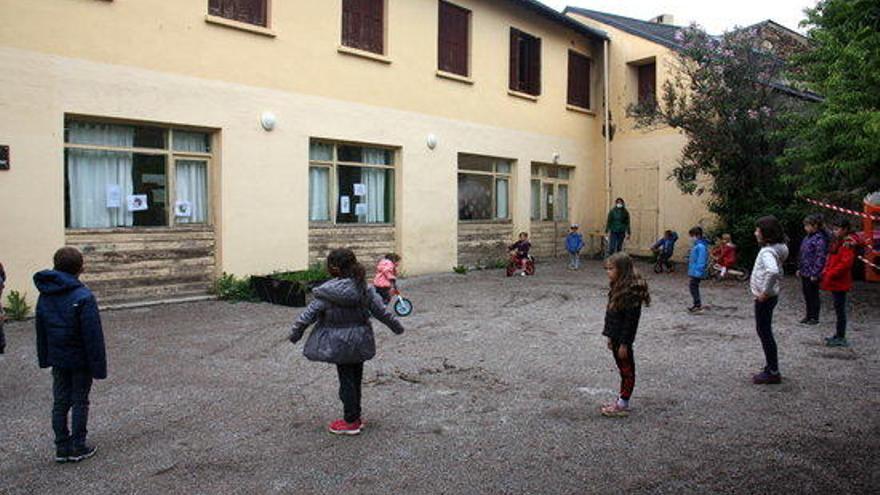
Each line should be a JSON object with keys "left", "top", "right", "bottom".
{"left": 511, "top": 0, "right": 608, "bottom": 41}
{"left": 563, "top": 6, "right": 681, "bottom": 50}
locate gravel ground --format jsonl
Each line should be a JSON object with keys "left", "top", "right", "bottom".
{"left": 1, "top": 259, "right": 878, "bottom": 494}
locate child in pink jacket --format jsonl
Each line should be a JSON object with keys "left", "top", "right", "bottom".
{"left": 373, "top": 253, "right": 401, "bottom": 304}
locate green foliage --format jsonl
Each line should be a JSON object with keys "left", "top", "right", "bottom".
{"left": 779, "top": 0, "right": 880, "bottom": 207}
{"left": 272, "top": 264, "right": 331, "bottom": 284}
{"left": 4, "top": 290, "right": 31, "bottom": 320}
{"left": 453, "top": 265, "right": 468, "bottom": 275}
{"left": 213, "top": 273, "right": 258, "bottom": 302}
{"left": 629, "top": 24, "right": 809, "bottom": 261}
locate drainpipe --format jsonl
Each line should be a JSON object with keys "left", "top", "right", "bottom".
{"left": 603, "top": 39, "right": 611, "bottom": 212}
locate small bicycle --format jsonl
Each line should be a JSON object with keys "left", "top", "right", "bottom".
{"left": 708, "top": 263, "right": 750, "bottom": 281}
{"left": 506, "top": 253, "right": 536, "bottom": 277}
{"left": 389, "top": 287, "right": 413, "bottom": 317}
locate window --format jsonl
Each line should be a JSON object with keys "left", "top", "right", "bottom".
{"left": 509, "top": 28, "right": 541, "bottom": 96}
{"left": 342, "top": 0, "right": 385, "bottom": 54}
{"left": 309, "top": 140, "right": 395, "bottom": 224}
{"left": 637, "top": 62, "right": 657, "bottom": 105}
{"left": 438, "top": 1, "right": 470, "bottom": 76}
{"left": 458, "top": 155, "right": 512, "bottom": 221}
{"left": 208, "top": 0, "right": 268, "bottom": 27}
{"left": 64, "top": 119, "right": 212, "bottom": 229}
{"left": 531, "top": 165, "right": 571, "bottom": 222}
{"left": 567, "top": 51, "right": 591, "bottom": 109}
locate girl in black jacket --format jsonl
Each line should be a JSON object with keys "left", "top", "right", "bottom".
{"left": 601, "top": 253, "right": 650, "bottom": 417}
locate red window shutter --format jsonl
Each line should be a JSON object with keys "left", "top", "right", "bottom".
{"left": 439, "top": 1, "right": 470, "bottom": 76}
{"left": 510, "top": 29, "right": 520, "bottom": 91}
{"left": 208, "top": 0, "right": 267, "bottom": 27}
{"left": 568, "top": 51, "right": 591, "bottom": 108}
{"left": 638, "top": 63, "right": 656, "bottom": 105}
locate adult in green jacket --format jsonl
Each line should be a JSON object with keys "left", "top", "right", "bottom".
{"left": 605, "top": 197, "right": 631, "bottom": 255}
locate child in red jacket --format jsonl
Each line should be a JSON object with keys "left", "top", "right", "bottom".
{"left": 820, "top": 217, "right": 858, "bottom": 347}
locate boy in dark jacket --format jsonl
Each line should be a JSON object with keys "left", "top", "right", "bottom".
{"left": 34, "top": 247, "right": 106, "bottom": 463}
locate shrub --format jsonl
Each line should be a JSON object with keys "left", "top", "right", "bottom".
{"left": 213, "top": 273, "right": 258, "bottom": 302}
{"left": 453, "top": 265, "right": 468, "bottom": 275}
{"left": 272, "top": 264, "right": 331, "bottom": 284}
{"left": 4, "top": 290, "right": 31, "bottom": 320}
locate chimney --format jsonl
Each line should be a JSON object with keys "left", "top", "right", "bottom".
{"left": 649, "top": 14, "right": 675, "bottom": 25}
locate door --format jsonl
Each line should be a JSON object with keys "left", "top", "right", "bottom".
{"left": 621, "top": 164, "right": 659, "bottom": 254}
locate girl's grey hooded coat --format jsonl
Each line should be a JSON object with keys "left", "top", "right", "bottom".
{"left": 289, "top": 278, "right": 404, "bottom": 364}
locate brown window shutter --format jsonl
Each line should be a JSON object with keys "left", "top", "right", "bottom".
{"left": 531, "top": 36, "right": 541, "bottom": 95}
{"left": 439, "top": 2, "right": 470, "bottom": 76}
{"left": 510, "top": 29, "right": 520, "bottom": 91}
{"left": 568, "top": 51, "right": 591, "bottom": 108}
{"left": 638, "top": 63, "right": 656, "bottom": 105}
{"left": 208, "top": 0, "right": 267, "bottom": 27}
{"left": 367, "top": 0, "right": 384, "bottom": 54}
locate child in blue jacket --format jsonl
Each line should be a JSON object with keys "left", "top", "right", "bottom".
{"left": 687, "top": 226, "right": 710, "bottom": 312}
{"left": 651, "top": 230, "right": 678, "bottom": 273}
{"left": 565, "top": 224, "right": 585, "bottom": 270}
{"left": 34, "top": 247, "right": 106, "bottom": 463}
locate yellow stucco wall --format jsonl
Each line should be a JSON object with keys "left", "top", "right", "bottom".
{"left": 568, "top": 13, "right": 714, "bottom": 256}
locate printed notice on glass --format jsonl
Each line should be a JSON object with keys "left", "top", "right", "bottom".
{"left": 353, "top": 183, "right": 367, "bottom": 197}
{"left": 174, "top": 200, "right": 192, "bottom": 217}
{"left": 106, "top": 184, "right": 122, "bottom": 208}
{"left": 127, "top": 194, "right": 149, "bottom": 212}
{"left": 340, "top": 196, "right": 351, "bottom": 214}
{"left": 355, "top": 203, "right": 368, "bottom": 216}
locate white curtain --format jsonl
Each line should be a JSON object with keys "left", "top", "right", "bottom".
{"left": 173, "top": 130, "right": 210, "bottom": 153}
{"left": 175, "top": 160, "right": 208, "bottom": 223}
{"left": 542, "top": 183, "right": 553, "bottom": 221}
{"left": 67, "top": 122, "right": 134, "bottom": 228}
{"left": 531, "top": 180, "right": 541, "bottom": 220}
{"left": 309, "top": 141, "right": 334, "bottom": 161}
{"left": 495, "top": 178, "right": 509, "bottom": 219}
{"left": 557, "top": 184, "right": 569, "bottom": 221}
{"left": 309, "top": 167, "right": 330, "bottom": 221}
{"left": 362, "top": 148, "right": 389, "bottom": 223}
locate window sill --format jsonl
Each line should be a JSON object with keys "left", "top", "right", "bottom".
{"left": 436, "top": 70, "right": 474, "bottom": 85}
{"left": 309, "top": 223, "right": 395, "bottom": 229}
{"left": 566, "top": 104, "right": 596, "bottom": 116}
{"left": 337, "top": 45, "right": 392, "bottom": 64}
{"left": 458, "top": 219, "right": 513, "bottom": 225}
{"left": 65, "top": 225, "right": 213, "bottom": 234}
{"left": 205, "top": 15, "right": 276, "bottom": 38}
{"left": 507, "top": 90, "right": 539, "bottom": 102}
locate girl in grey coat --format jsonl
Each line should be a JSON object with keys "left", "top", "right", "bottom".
{"left": 289, "top": 248, "right": 404, "bottom": 435}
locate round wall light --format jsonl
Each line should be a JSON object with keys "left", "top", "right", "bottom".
{"left": 426, "top": 133, "right": 438, "bottom": 150}
{"left": 260, "top": 112, "right": 277, "bottom": 131}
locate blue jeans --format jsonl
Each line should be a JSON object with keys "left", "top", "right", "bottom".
{"left": 52, "top": 368, "right": 93, "bottom": 449}
{"left": 568, "top": 252, "right": 581, "bottom": 269}
{"left": 755, "top": 297, "right": 780, "bottom": 374}
{"left": 689, "top": 277, "right": 702, "bottom": 307}
{"left": 608, "top": 232, "right": 626, "bottom": 255}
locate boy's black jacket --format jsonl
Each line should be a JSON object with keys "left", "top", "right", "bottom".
{"left": 33, "top": 270, "right": 107, "bottom": 379}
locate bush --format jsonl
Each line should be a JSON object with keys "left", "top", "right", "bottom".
{"left": 213, "top": 273, "right": 258, "bottom": 302}
{"left": 4, "top": 290, "right": 31, "bottom": 320}
{"left": 272, "top": 264, "right": 331, "bottom": 284}
{"left": 453, "top": 265, "right": 468, "bottom": 275}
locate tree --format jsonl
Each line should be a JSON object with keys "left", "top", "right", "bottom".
{"left": 780, "top": 0, "right": 880, "bottom": 208}
{"left": 630, "top": 25, "right": 805, "bottom": 261}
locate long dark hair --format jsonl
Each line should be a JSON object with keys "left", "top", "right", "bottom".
{"left": 606, "top": 253, "right": 650, "bottom": 311}
{"left": 327, "top": 248, "right": 367, "bottom": 293}
{"left": 756, "top": 215, "right": 785, "bottom": 245}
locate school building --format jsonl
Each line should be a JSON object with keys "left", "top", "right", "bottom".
{"left": 0, "top": 0, "right": 718, "bottom": 307}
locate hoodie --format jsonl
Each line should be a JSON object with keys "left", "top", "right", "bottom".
{"left": 798, "top": 230, "right": 830, "bottom": 279}
{"left": 290, "top": 278, "right": 404, "bottom": 364}
{"left": 33, "top": 270, "right": 107, "bottom": 379}
{"left": 750, "top": 243, "right": 790, "bottom": 298}
{"left": 373, "top": 259, "right": 397, "bottom": 289}
{"left": 688, "top": 238, "right": 711, "bottom": 278}
{"left": 820, "top": 234, "right": 859, "bottom": 292}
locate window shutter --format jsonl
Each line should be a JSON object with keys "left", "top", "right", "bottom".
{"left": 208, "top": 0, "right": 267, "bottom": 27}
{"left": 342, "top": 0, "right": 355, "bottom": 47}
{"left": 568, "top": 51, "right": 591, "bottom": 108}
{"left": 510, "top": 29, "right": 522, "bottom": 91}
{"left": 367, "top": 0, "right": 384, "bottom": 54}
{"left": 439, "top": 2, "right": 470, "bottom": 76}
{"left": 531, "top": 37, "right": 541, "bottom": 95}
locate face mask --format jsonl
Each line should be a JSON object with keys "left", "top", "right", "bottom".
{"left": 616, "top": 203, "right": 623, "bottom": 208}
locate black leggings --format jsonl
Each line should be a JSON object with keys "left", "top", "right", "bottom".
{"left": 755, "top": 297, "right": 779, "bottom": 374}
{"left": 801, "top": 276, "right": 821, "bottom": 321}
{"left": 689, "top": 277, "right": 702, "bottom": 307}
{"left": 336, "top": 363, "right": 364, "bottom": 423}
{"left": 832, "top": 291, "right": 847, "bottom": 339}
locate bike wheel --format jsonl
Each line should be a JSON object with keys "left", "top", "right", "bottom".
{"left": 394, "top": 297, "right": 413, "bottom": 317}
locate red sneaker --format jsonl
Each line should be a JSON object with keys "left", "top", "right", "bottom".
{"left": 328, "top": 419, "right": 362, "bottom": 435}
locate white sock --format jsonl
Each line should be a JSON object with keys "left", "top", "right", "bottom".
{"left": 617, "top": 397, "right": 629, "bottom": 408}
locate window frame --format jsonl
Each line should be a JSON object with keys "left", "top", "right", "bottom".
{"left": 438, "top": 0, "right": 471, "bottom": 78}
{"left": 457, "top": 154, "right": 513, "bottom": 223}
{"left": 567, "top": 50, "right": 592, "bottom": 110}
{"left": 308, "top": 140, "right": 397, "bottom": 226}
{"left": 207, "top": 0, "right": 271, "bottom": 29}
{"left": 63, "top": 117, "right": 215, "bottom": 231}
{"left": 636, "top": 61, "right": 657, "bottom": 106}
{"left": 509, "top": 27, "right": 542, "bottom": 97}
{"left": 341, "top": 0, "right": 387, "bottom": 56}
{"left": 530, "top": 164, "right": 572, "bottom": 222}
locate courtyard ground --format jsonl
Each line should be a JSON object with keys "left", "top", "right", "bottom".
{"left": 1, "top": 259, "right": 878, "bottom": 494}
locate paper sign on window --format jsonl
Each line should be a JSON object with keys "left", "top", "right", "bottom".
{"left": 174, "top": 200, "right": 192, "bottom": 217}
{"left": 355, "top": 203, "right": 368, "bottom": 216}
{"left": 340, "top": 196, "right": 351, "bottom": 214}
{"left": 353, "top": 183, "right": 367, "bottom": 197}
{"left": 106, "top": 184, "right": 122, "bottom": 208}
{"left": 127, "top": 194, "right": 149, "bottom": 212}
